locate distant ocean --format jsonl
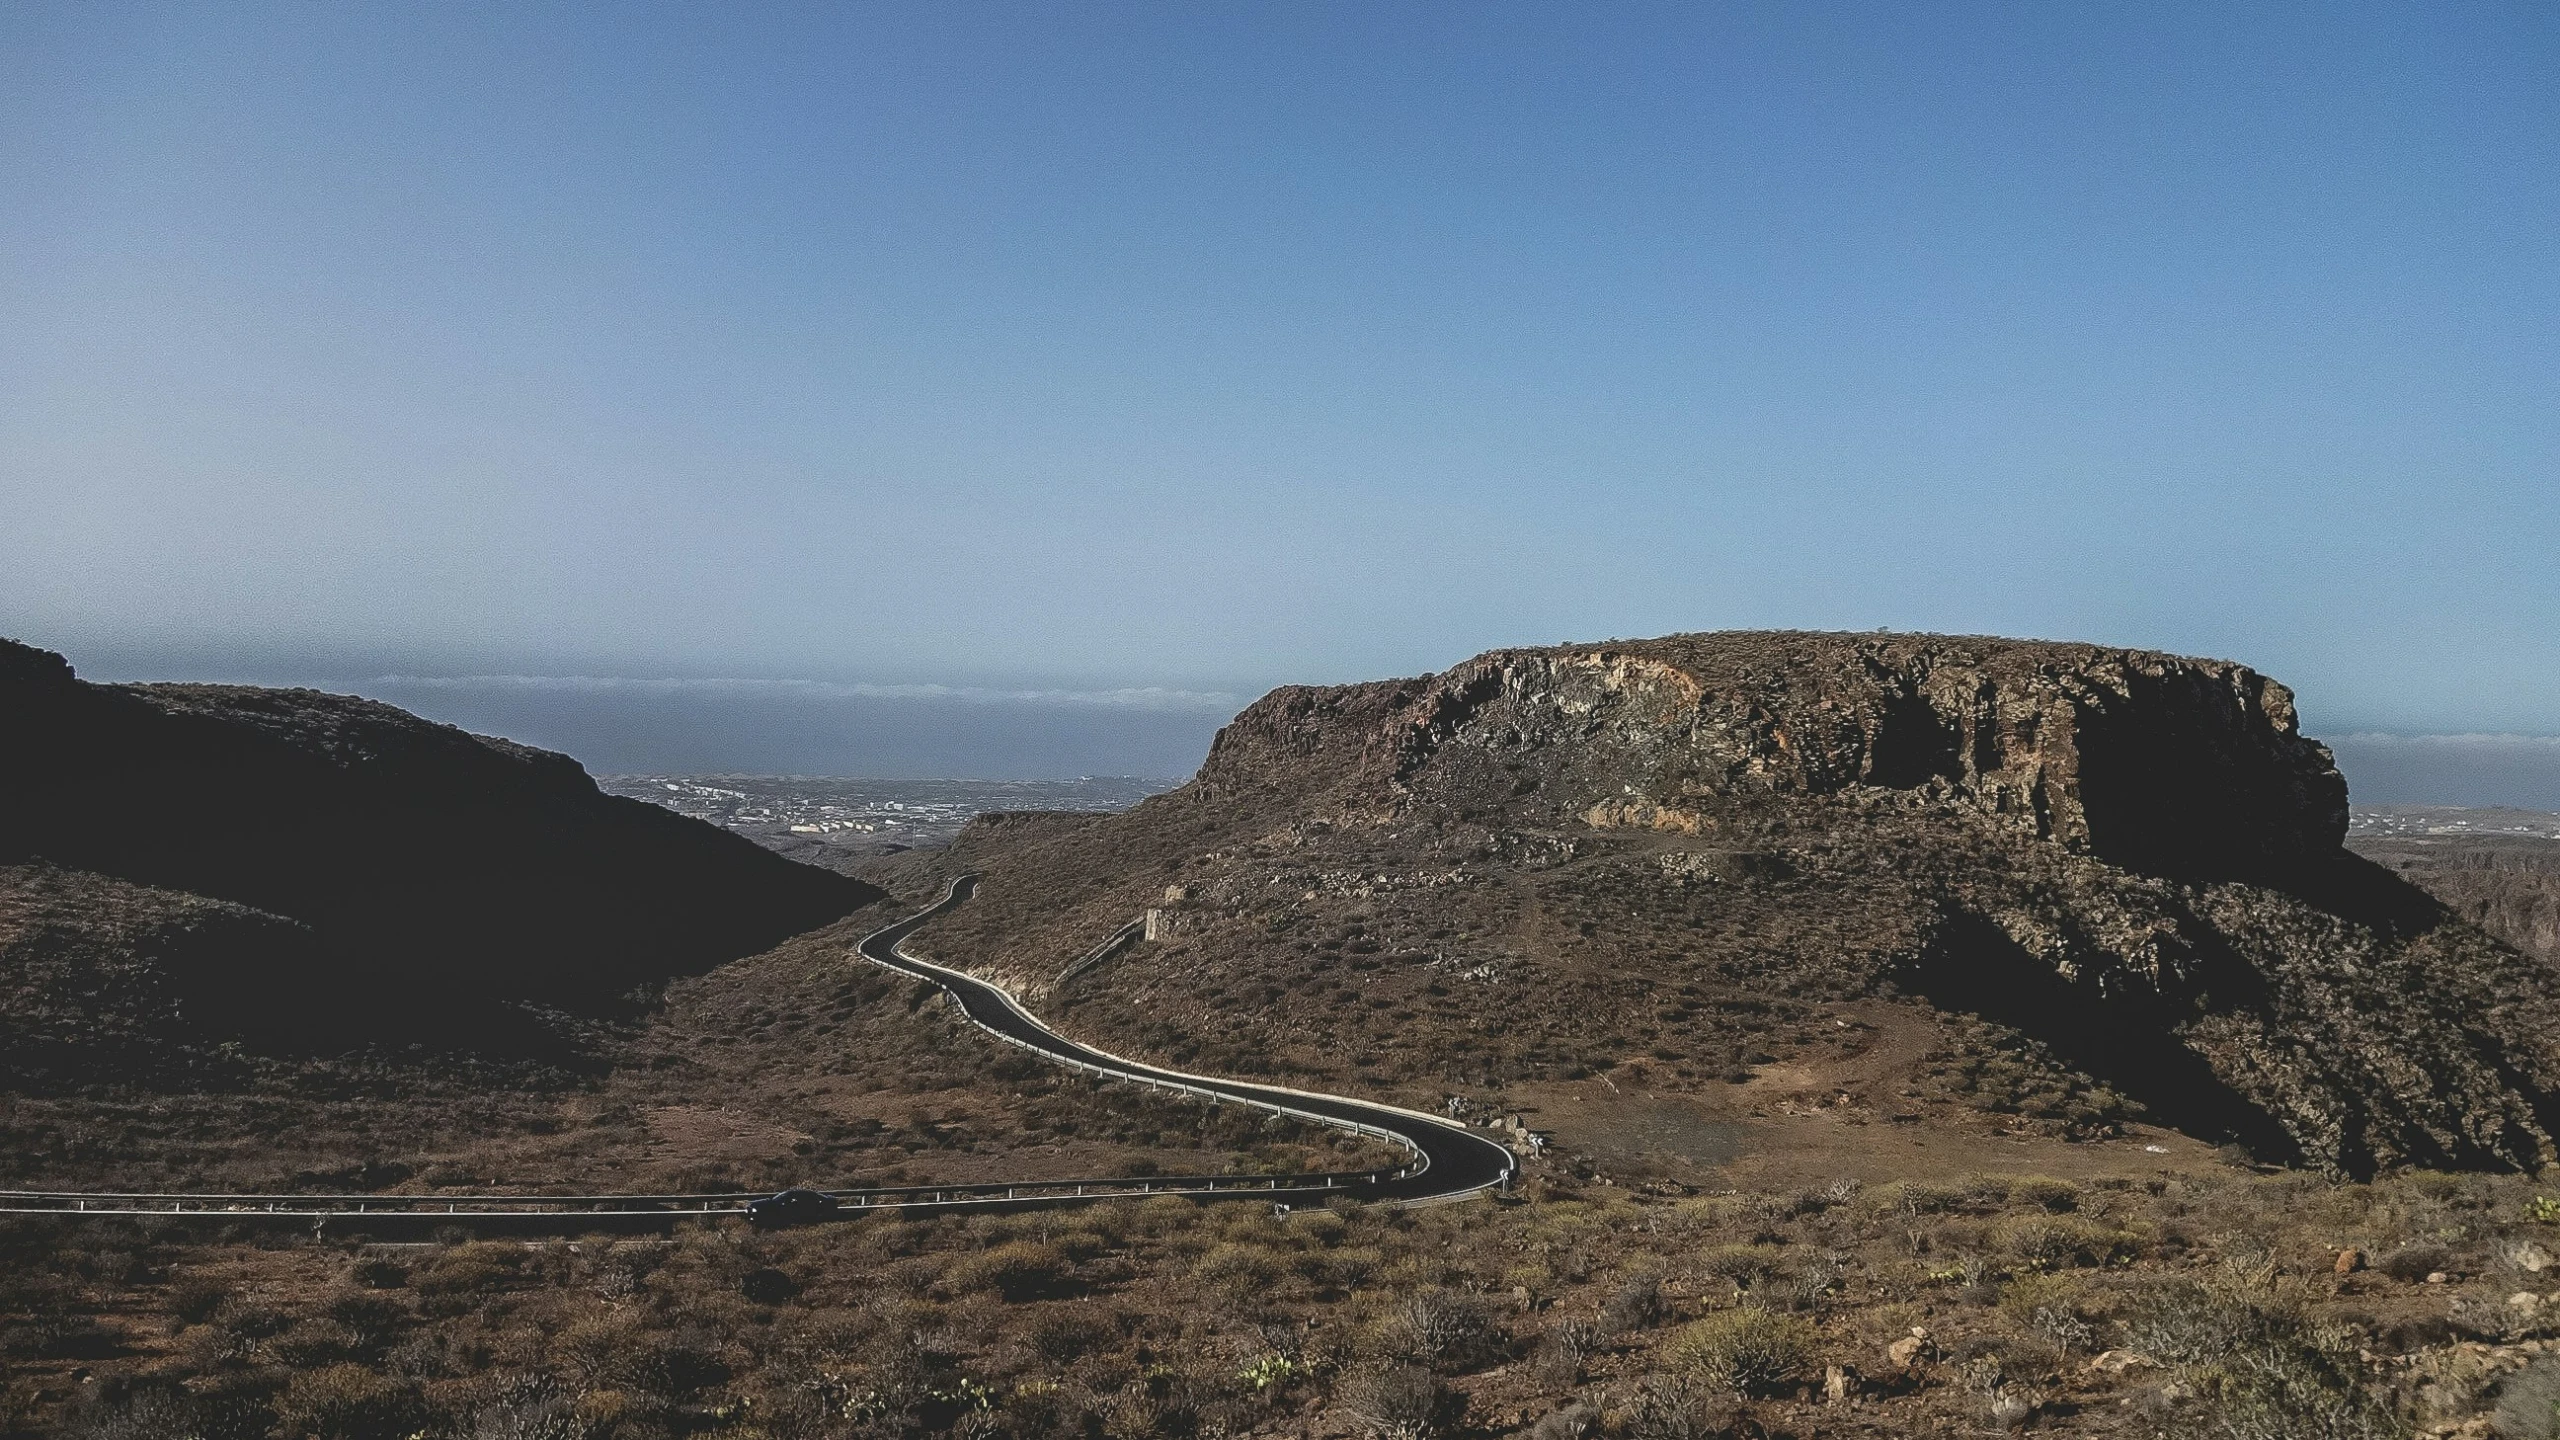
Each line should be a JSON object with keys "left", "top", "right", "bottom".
{"left": 345, "top": 676, "right": 1232, "bottom": 780}
{"left": 2324, "top": 733, "right": 2560, "bottom": 813}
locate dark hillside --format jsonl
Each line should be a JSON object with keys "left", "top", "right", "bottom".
{"left": 0, "top": 639, "right": 877, "bottom": 1060}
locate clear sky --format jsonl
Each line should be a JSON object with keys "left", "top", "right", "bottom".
{"left": 4, "top": 5, "right": 2555, "bottom": 779}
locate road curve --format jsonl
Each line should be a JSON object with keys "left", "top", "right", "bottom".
{"left": 1, "top": 878, "right": 1512, "bottom": 1232}
{"left": 859, "top": 874, "right": 1517, "bottom": 1207}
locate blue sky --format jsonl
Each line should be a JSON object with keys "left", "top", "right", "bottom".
{"left": 3, "top": 4, "right": 2555, "bottom": 778}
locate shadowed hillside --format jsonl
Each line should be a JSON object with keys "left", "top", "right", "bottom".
{"left": 0, "top": 639, "right": 879, "bottom": 1075}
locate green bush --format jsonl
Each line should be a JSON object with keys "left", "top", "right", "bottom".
{"left": 1665, "top": 1307, "right": 1816, "bottom": 1397}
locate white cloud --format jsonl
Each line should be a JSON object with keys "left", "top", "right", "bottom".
{"left": 2330, "top": 732, "right": 2560, "bottom": 750}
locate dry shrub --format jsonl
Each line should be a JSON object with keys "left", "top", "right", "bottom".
{"left": 1052, "top": 1229, "right": 1112, "bottom": 1262}
{"left": 1763, "top": 1257, "right": 1841, "bottom": 1313}
{"left": 321, "top": 1294, "right": 408, "bottom": 1357}
{"left": 1337, "top": 1365, "right": 1453, "bottom": 1440}
{"left": 1373, "top": 1290, "right": 1506, "bottom": 1374}
{"left": 1194, "top": 1242, "right": 1284, "bottom": 1298}
{"left": 1997, "top": 1215, "right": 2138, "bottom": 1270}
{"left": 1892, "top": 1181, "right": 1965, "bottom": 1216}
{"left": 273, "top": 1364, "right": 421, "bottom": 1440}
{"left": 169, "top": 1276, "right": 231, "bottom": 1326}
{"left": 1998, "top": 1273, "right": 2100, "bottom": 1353}
{"left": 2007, "top": 1176, "right": 2080, "bottom": 1213}
{"left": 1620, "top": 1373, "right": 1746, "bottom": 1440}
{"left": 1599, "top": 1273, "right": 1664, "bottom": 1334}
{"left": 1698, "top": 1244, "right": 1784, "bottom": 1291}
{"left": 347, "top": 1258, "right": 407, "bottom": 1290}
{"left": 1298, "top": 1245, "right": 1382, "bottom": 1289}
{"left": 1665, "top": 1306, "right": 1815, "bottom": 1397}
{"left": 268, "top": 1318, "right": 359, "bottom": 1369}
{"left": 738, "top": 1267, "right": 797, "bottom": 1305}
{"left": 1027, "top": 1309, "right": 1114, "bottom": 1364}
{"left": 2122, "top": 1271, "right": 2397, "bottom": 1440}
{"left": 62, "top": 1385, "right": 209, "bottom": 1440}
{"left": 1528, "top": 1318, "right": 1597, "bottom": 1389}
{"left": 947, "top": 1241, "right": 1072, "bottom": 1301}
{"left": 413, "top": 1242, "right": 524, "bottom": 1299}
{"left": 454, "top": 1374, "right": 576, "bottom": 1440}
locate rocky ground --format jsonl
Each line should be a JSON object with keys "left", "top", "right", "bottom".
{"left": 18, "top": 1088, "right": 2560, "bottom": 1439}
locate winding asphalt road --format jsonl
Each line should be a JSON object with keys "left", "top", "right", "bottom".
{"left": 0, "top": 876, "right": 1512, "bottom": 1232}
{"left": 859, "top": 874, "right": 1517, "bottom": 1206}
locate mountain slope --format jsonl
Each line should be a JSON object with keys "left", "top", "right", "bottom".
{"left": 896, "top": 631, "right": 2560, "bottom": 1176}
{"left": 0, "top": 638, "right": 878, "bottom": 1070}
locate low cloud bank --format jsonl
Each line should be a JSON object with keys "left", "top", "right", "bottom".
{"left": 2326, "top": 732, "right": 2560, "bottom": 811}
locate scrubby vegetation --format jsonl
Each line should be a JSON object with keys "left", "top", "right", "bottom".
{"left": 0, "top": 902, "right": 1388, "bottom": 1200}
{"left": 15, "top": 1164, "right": 2560, "bottom": 1437}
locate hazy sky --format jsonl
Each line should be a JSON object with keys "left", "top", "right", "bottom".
{"left": 5, "top": 5, "right": 2555, "bottom": 776}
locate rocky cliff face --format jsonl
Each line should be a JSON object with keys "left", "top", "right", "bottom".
{"left": 1201, "top": 632, "right": 2348, "bottom": 876}
{"left": 920, "top": 631, "right": 2560, "bottom": 1177}
{"left": 0, "top": 638, "right": 878, "bottom": 1070}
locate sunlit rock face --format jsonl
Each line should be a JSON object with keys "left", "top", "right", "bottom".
{"left": 1204, "top": 631, "right": 2345, "bottom": 878}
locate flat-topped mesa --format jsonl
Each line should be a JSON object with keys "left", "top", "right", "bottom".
{"left": 1200, "top": 631, "right": 2347, "bottom": 876}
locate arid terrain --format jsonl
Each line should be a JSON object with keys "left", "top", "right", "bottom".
{"left": 2349, "top": 808, "right": 2560, "bottom": 969}
{"left": 11, "top": 632, "right": 2560, "bottom": 1440}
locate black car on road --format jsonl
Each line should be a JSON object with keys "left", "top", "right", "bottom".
{"left": 745, "top": 1188, "right": 841, "bottom": 1229}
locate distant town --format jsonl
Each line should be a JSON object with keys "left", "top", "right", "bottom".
{"left": 595, "top": 773, "right": 1174, "bottom": 867}
{"left": 2348, "top": 803, "right": 2560, "bottom": 840}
